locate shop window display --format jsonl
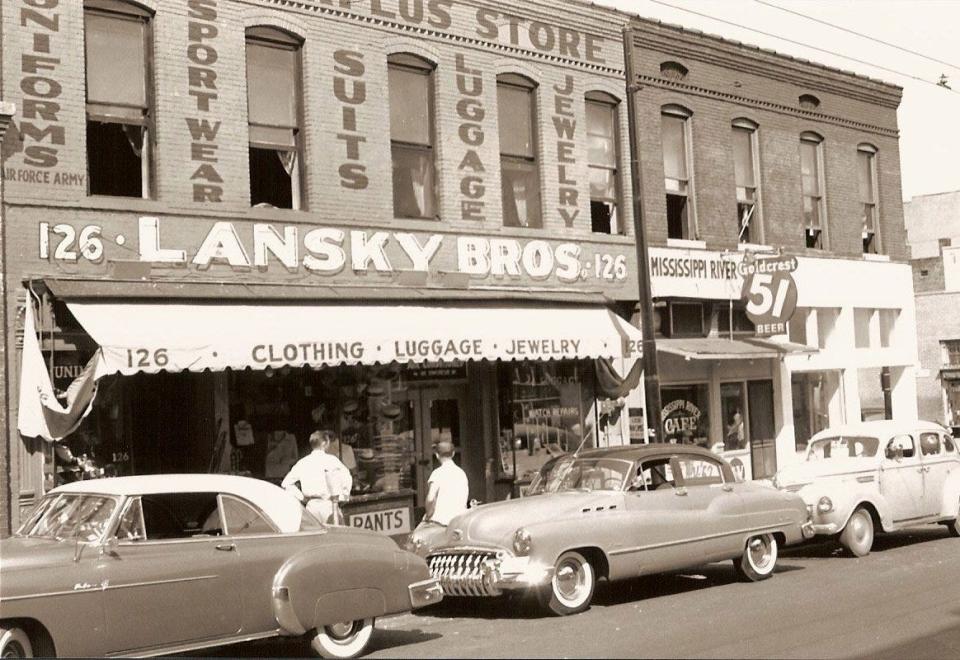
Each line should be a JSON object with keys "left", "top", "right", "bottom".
{"left": 496, "top": 361, "right": 596, "bottom": 489}
{"left": 660, "top": 384, "right": 710, "bottom": 447}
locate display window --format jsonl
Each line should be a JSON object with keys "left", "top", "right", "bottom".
{"left": 660, "top": 384, "right": 710, "bottom": 446}
{"left": 496, "top": 361, "right": 596, "bottom": 487}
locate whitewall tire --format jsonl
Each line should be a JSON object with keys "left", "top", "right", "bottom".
{"left": 733, "top": 533, "right": 778, "bottom": 581}
{"left": 310, "top": 618, "right": 375, "bottom": 659}
{"left": 840, "top": 507, "right": 875, "bottom": 557}
{"left": 0, "top": 626, "right": 33, "bottom": 659}
{"left": 538, "top": 550, "right": 596, "bottom": 616}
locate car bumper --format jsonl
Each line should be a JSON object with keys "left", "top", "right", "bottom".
{"left": 427, "top": 550, "right": 553, "bottom": 597}
{"left": 801, "top": 520, "right": 817, "bottom": 539}
{"left": 408, "top": 577, "right": 444, "bottom": 609}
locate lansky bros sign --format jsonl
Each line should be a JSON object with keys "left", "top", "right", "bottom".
{"left": 36, "top": 216, "right": 632, "bottom": 286}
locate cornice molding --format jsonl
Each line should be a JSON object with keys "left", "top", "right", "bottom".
{"left": 639, "top": 76, "right": 900, "bottom": 139}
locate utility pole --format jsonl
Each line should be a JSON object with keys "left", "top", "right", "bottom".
{"left": 622, "top": 27, "right": 663, "bottom": 443}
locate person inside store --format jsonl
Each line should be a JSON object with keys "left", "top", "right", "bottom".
{"left": 281, "top": 430, "right": 353, "bottom": 524}
{"left": 423, "top": 441, "right": 469, "bottom": 526}
{"left": 725, "top": 408, "right": 745, "bottom": 450}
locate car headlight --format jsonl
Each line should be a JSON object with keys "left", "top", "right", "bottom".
{"left": 817, "top": 496, "right": 834, "bottom": 514}
{"left": 512, "top": 528, "right": 532, "bottom": 556}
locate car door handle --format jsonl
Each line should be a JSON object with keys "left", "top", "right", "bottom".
{"left": 722, "top": 484, "right": 734, "bottom": 492}
{"left": 674, "top": 487, "right": 688, "bottom": 496}
{"left": 215, "top": 543, "right": 236, "bottom": 552}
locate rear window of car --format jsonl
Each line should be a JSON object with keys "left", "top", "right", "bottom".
{"left": 943, "top": 434, "right": 957, "bottom": 454}
{"left": 808, "top": 436, "right": 879, "bottom": 459}
{"left": 140, "top": 492, "right": 221, "bottom": 540}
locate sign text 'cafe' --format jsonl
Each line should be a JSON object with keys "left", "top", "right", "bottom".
{"left": 37, "top": 217, "right": 630, "bottom": 284}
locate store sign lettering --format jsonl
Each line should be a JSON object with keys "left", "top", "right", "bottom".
{"left": 186, "top": 0, "right": 224, "bottom": 203}
{"left": 333, "top": 50, "right": 368, "bottom": 190}
{"left": 455, "top": 54, "right": 487, "bottom": 221}
{"left": 741, "top": 256, "right": 799, "bottom": 337}
{"left": 348, "top": 506, "right": 411, "bottom": 535}
{"left": 553, "top": 76, "right": 579, "bottom": 227}
{"left": 661, "top": 399, "right": 702, "bottom": 435}
{"left": 38, "top": 218, "right": 630, "bottom": 284}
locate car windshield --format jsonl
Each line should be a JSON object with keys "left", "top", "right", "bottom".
{"left": 527, "top": 457, "right": 632, "bottom": 495}
{"left": 17, "top": 493, "right": 119, "bottom": 541}
{"left": 807, "top": 436, "right": 880, "bottom": 460}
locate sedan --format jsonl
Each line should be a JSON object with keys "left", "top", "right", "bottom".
{"left": 416, "top": 445, "right": 813, "bottom": 616}
{"left": 0, "top": 474, "right": 442, "bottom": 658}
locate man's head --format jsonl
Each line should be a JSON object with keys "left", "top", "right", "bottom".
{"left": 433, "top": 441, "right": 455, "bottom": 461}
{"left": 310, "top": 429, "right": 335, "bottom": 451}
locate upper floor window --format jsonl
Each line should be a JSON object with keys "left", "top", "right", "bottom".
{"left": 800, "top": 132, "right": 826, "bottom": 249}
{"left": 661, "top": 106, "right": 694, "bottom": 240}
{"left": 83, "top": 0, "right": 152, "bottom": 198}
{"left": 858, "top": 144, "right": 879, "bottom": 254}
{"left": 944, "top": 340, "right": 960, "bottom": 366}
{"left": 389, "top": 53, "right": 436, "bottom": 219}
{"left": 498, "top": 74, "right": 542, "bottom": 228}
{"left": 245, "top": 27, "right": 303, "bottom": 209}
{"left": 586, "top": 92, "right": 621, "bottom": 234}
{"left": 732, "top": 119, "right": 760, "bottom": 244}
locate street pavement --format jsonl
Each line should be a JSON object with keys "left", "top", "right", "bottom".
{"left": 196, "top": 526, "right": 959, "bottom": 659}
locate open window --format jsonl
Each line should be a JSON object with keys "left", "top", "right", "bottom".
{"left": 139, "top": 492, "right": 221, "bottom": 540}
{"left": 800, "top": 132, "right": 826, "bottom": 248}
{"left": 632, "top": 458, "right": 676, "bottom": 491}
{"left": 732, "top": 119, "right": 760, "bottom": 243}
{"left": 858, "top": 144, "right": 880, "bottom": 254}
{"left": 498, "top": 74, "right": 542, "bottom": 228}
{"left": 885, "top": 434, "right": 915, "bottom": 460}
{"left": 83, "top": 0, "right": 153, "bottom": 198}
{"left": 389, "top": 53, "right": 437, "bottom": 219}
{"left": 246, "top": 27, "right": 303, "bottom": 209}
{"left": 586, "top": 92, "right": 621, "bottom": 234}
{"left": 661, "top": 105, "right": 694, "bottom": 240}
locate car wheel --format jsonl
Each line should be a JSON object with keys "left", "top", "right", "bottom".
{"left": 309, "top": 618, "right": 375, "bottom": 659}
{"left": 0, "top": 626, "right": 33, "bottom": 659}
{"left": 840, "top": 507, "right": 875, "bottom": 557}
{"left": 538, "top": 550, "right": 595, "bottom": 616}
{"left": 733, "top": 533, "right": 778, "bottom": 582}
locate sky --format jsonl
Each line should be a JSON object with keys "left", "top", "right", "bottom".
{"left": 593, "top": 0, "right": 960, "bottom": 201}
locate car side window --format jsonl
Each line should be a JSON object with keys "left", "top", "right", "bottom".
{"left": 919, "top": 432, "right": 941, "bottom": 457}
{"left": 944, "top": 434, "right": 957, "bottom": 454}
{"left": 631, "top": 458, "right": 675, "bottom": 491}
{"left": 140, "top": 493, "right": 221, "bottom": 540}
{"left": 885, "top": 434, "right": 916, "bottom": 460}
{"left": 676, "top": 455, "right": 725, "bottom": 486}
{"left": 116, "top": 497, "right": 146, "bottom": 542}
{"left": 221, "top": 495, "right": 277, "bottom": 536}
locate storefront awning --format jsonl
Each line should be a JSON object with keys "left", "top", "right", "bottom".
{"left": 657, "top": 337, "right": 816, "bottom": 361}
{"left": 64, "top": 302, "right": 644, "bottom": 377}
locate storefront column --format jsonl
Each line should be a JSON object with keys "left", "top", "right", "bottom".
{"left": 889, "top": 365, "right": 919, "bottom": 420}
{"left": 709, "top": 363, "right": 723, "bottom": 446}
{"left": 773, "top": 360, "right": 799, "bottom": 467}
{"left": 841, "top": 368, "right": 862, "bottom": 425}
{"left": 1, "top": 101, "right": 19, "bottom": 535}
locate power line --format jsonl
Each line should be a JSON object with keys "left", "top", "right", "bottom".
{"left": 753, "top": 0, "right": 960, "bottom": 72}
{"left": 645, "top": 0, "right": 960, "bottom": 95}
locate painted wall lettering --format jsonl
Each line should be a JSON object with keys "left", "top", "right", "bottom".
{"left": 455, "top": 54, "right": 487, "bottom": 221}
{"left": 553, "top": 75, "right": 578, "bottom": 228}
{"left": 186, "top": 0, "right": 224, "bottom": 202}
{"left": 475, "top": 9, "right": 605, "bottom": 64}
{"left": 333, "top": 50, "right": 368, "bottom": 190}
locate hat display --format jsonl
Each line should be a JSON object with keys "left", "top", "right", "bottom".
{"left": 342, "top": 399, "right": 359, "bottom": 413}
{"left": 380, "top": 403, "right": 402, "bottom": 419}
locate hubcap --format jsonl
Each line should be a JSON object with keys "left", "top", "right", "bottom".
{"left": 851, "top": 513, "right": 871, "bottom": 545}
{"left": 554, "top": 558, "right": 586, "bottom": 603}
{"left": 326, "top": 621, "right": 357, "bottom": 640}
{"left": 2, "top": 642, "right": 25, "bottom": 659}
{"left": 748, "top": 536, "right": 773, "bottom": 570}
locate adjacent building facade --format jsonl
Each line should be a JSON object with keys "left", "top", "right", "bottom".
{"left": 0, "top": 0, "right": 922, "bottom": 534}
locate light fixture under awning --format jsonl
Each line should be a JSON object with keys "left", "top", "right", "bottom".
{"left": 65, "top": 302, "right": 644, "bottom": 377}
{"left": 657, "top": 337, "right": 816, "bottom": 361}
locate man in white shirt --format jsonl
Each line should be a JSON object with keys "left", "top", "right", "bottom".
{"left": 424, "top": 441, "right": 469, "bottom": 526}
{"left": 282, "top": 430, "right": 352, "bottom": 524}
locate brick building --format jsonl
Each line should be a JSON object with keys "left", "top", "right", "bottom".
{"left": 1, "top": 0, "right": 647, "bottom": 534}
{"left": 619, "top": 17, "right": 919, "bottom": 479}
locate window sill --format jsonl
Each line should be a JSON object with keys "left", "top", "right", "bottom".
{"left": 666, "top": 238, "right": 707, "bottom": 250}
{"left": 862, "top": 253, "right": 890, "bottom": 262}
{"left": 736, "top": 242, "right": 776, "bottom": 253}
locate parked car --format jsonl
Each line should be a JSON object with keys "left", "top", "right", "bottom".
{"left": 773, "top": 420, "right": 960, "bottom": 556}
{"left": 0, "top": 474, "right": 442, "bottom": 658}
{"left": 414, "top": 445, "right": 813, "bottom": 616}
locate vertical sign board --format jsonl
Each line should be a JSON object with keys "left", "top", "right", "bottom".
{"left": 740, "top": 256, "right": 799, "bottom": 336}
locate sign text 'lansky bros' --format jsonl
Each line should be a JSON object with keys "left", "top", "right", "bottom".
{"left": 37, "top": 217, "right": 631, "bottom": 284}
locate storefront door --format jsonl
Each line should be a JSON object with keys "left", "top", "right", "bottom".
{"left": 394, "top": 385, "right": 469, "bottom": 508}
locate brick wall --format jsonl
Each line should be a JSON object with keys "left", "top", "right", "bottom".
{"left": 912, "top": 257, "right": 945, "bottom": 293}
{"left": 629, "top": 18, "right": 908, "bottom": 262}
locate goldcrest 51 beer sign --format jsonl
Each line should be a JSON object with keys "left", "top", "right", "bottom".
{"left": 36, "top": 217, "right": 630, "bottom": 285}
{"left": 740, "top": 255, "right": 799, "bottom": 336}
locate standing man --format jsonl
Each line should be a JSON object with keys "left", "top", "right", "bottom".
{"left": 423, "top": 441, "right": 469, "bottom": 526}
{"left": 282, "top": 430, "right": 352, "bottom": 524}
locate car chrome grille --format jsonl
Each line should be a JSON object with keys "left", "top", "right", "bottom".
{"left": 427, "top": 550, "right": 501, "bottom": 597}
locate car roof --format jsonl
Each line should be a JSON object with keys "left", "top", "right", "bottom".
{"left": 577, "top": 444, "right": 720, "bottom": 461}
{"left": 809, "top": 420, "right": 947, "bottom": 441}
{"left": 49, "top": 474, "right": 308, "bottom": 533}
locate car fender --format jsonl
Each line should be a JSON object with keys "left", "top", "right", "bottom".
{"left": 271, "top": 537, "right": 413, "bottom": 633}
{"left": 810, "top": 483, "right": 893, "bottom": 532}
{"left": 940, "top": 470, "right": 960, "bottom": 518}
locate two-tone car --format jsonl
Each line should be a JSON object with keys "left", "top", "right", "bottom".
{"left": 773, "top": 420, "right": 960, "bottom": 556}
{"left": 0, "top": 474, "right": 442, "bottom": 658}
{"left": 415, "top": 445, "right": 813, "bottom": 616}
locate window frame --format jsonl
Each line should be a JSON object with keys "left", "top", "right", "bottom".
{"left": 944, "top": 340, "right": 960, "bottom": 367}
{"left": 586, "top": 91, "right": 622, "bottom": 235}
{"left": 857, "top": 144, "right": 880, "bottom": 254}
{"left": 245, "top": 27, "right": 305, "bottom": 210}
{"left": 219, "top": 494, "right": 280, "bottom": 536}
{"left": 675, "top": 453, "right": 727, "bottom": 487}
{"left": 388, "top": 53, "right": 438, "bottom": 220}
{"left": 661, "top": 105, "right": 695, "bottom": 240}
{"left": 497, "top": 73, "right": 543, "bottom": 229}
{"left": 732, "top": 118, "right": 762, "bottom": 244}
{"left": 83, "top": 1, "right": 154, "bottom": 199}
{"left": 800, "top": 131, "right": 827, "bottom": 249}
